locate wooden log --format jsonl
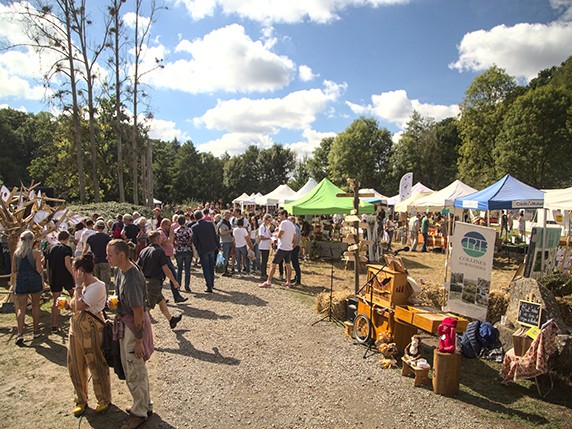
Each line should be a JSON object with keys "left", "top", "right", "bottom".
{"left": 344, "top": 321, "right": 354, "bottom": 338}
{"left": 432, "top": 350, "right": 461, "bottom": 395}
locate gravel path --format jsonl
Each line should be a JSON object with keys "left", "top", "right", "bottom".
{"left": 143, "top": 272, "right": 497, "bottom": 429}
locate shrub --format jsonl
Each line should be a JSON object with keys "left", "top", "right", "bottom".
{"left": 66, "top": 202, "right": 154, "bottom": 222}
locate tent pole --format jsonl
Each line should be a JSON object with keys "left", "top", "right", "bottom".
{"left": 541, "top": 208, "right": 547, "bottom": 274}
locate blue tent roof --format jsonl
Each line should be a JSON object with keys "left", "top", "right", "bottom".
{"left": 454, "top": 174, "right": 544, "bottom": 210}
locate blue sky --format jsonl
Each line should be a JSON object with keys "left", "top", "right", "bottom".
{"left": 1, "top": 0, "right": 571, "bottom": 158}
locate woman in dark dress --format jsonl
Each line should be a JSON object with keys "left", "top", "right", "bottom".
{"left": 13, "top": 230, "right": 44, "bottom": 345}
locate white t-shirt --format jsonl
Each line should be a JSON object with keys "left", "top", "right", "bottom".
{"left": 258, "top": 224, "right": 272, "bottom": 250}
{"left": 233, "top": 227, "right": 249, "bottom": 248}
{"left": 74, "top": 230, "right": 84, "bottom": 254}
{"left": 278, "top": 220, "right": 296, "bottom": 251}
{"left": 82, "top": 280, "right": 107, "bottom": 314}
{"left": 80, "top": 229, "right": 96, "bottom": 253}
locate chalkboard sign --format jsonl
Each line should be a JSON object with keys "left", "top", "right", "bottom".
{"left": 517, "top": 300, "right": 542, "bottom": 328}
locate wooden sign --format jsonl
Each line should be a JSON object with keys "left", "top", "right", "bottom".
{"left": 517, "top": 300, "right": 542, "bottom": 328}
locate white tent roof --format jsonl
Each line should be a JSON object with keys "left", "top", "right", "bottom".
{"left": 387, "top": 182, "right": 433, "bottom": 206}
{"left": 255, "top": 184, "right": 296, "bottom": 206}
{"left": 412, "top": 180, "right": 478, "bottom": 210}
{"left": 394, "top": 191, "right": 433, "bottom": 212}
{"left": 283, "top": 178, "right": 318, "bottom": 204}
{"left": 232, "top": 192, "right": 250, "bottom": 204}
{"left": 242, "top": 192, "right": 263, "bottom": 206}
{"left": 359, "top": 188, "right": 388, "bottom": 203}
{"left": 544, "top": 186, "right": 572, "bottom": 210}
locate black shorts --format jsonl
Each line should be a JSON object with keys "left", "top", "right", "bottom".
{"left": 49, "top": 280, "right": 74, "bottom": 293}
{"left": 272, "top": 249, "right": 292, "bottom": 265}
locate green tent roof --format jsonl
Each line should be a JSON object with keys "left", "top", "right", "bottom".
{"left": 284, "top": 178, "right": 375, "bottom": 215}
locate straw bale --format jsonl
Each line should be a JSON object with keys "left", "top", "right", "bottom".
{"left": 314, "top": 290, "right": 354, "bottom": 321}
{"left": 486, "top": 290, "right": 509, "bottom": 324}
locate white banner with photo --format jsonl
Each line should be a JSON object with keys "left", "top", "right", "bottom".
{"left": 444, "top": 222, "right": 497, "bottom": 320}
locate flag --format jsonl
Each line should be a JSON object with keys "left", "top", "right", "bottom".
{"left": 399, "top": 172, "right": 413, "bottom": 202}
{"left": 0, "top": 185, "right": 10, "bottom": 202}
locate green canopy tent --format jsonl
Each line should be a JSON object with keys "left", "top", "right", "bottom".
{"left": 284, "top": 178, "right": 375, "bottom": 215}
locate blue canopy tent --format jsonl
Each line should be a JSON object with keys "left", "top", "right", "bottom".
{"left": 453, "top": 174, "right": 544, "bottom": 210}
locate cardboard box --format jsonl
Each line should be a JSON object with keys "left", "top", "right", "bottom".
{"left": 512, "top": 327, "right": 533, "bottom": 356}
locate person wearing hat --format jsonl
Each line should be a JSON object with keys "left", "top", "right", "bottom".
{"left": 85, "top": 220, "right": 112, "bottom": 293}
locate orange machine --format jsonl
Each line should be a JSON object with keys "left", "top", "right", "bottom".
{"left": 354, "top": 264, "right": 468, "bottom": 349}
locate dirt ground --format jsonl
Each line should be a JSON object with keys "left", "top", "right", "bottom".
{"left": 1, "top": 248, "right": 570, "bottom": 429}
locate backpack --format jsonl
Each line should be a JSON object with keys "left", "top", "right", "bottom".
{"left": 112, "top": 223, "right": 122, "bottom": 239}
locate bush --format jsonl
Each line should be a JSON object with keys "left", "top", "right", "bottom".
{"left": 66, "top": 202, "right": 154, "bottom": 222}
{"left": 539, "top": 274, "right": 572, "bottom": 297}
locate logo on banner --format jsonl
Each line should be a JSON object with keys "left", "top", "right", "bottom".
{"left": 461, "top": 231, "right": 488, "bottom": 257}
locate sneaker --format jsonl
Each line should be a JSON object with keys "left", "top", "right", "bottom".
{"left": 184, "top": 288, "right": 192, "bottom": 293}
{"left": 95, "top": 402, "right": 111, "bottom": 414}
{"left": 203, "top": 288, "right": 213, "bottom": 293}
{"left": 174, "top": 296, "right": 188, "bottom": 303}
{"left": 284, "top": 283, "right": 292, "bottom": 288}
{"left": 15, "top": 335, "right": 24, "bottom": 346}
{"left": 222, "top": 272, "right": 232, "bottom": 277}
{"left": 51, "top": 326, "right": 59, "bottom": 333}
{"left": 169, "top": 314, "right": 183, "bottom": 329}
{"left": 33, "top": 330, "right": 42, "bottom": 339}
{"left": 120, "top": 413, "right": 147, "bottom": 429}
{"left": 73, "top": 403, "right": 87, "bottom": 417}
{"left": 259, "top": 282, "right": 271, "bottom": 288}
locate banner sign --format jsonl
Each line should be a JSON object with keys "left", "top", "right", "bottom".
{"left": 399, "top": 172, "right": 413, "bottom": 202}
{"left": 444, "top": 222, "right": 497, "bottom": 320}
{"left": 524, "top": 225, "right": 562, "bottom": 278}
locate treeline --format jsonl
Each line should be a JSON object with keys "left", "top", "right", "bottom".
{"left": 1, "top": 57, "right": 571, "bottom": 203}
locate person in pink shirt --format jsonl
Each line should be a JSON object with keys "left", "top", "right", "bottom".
{"left": 159, "top": 219, "right": 187, "bottom": 303}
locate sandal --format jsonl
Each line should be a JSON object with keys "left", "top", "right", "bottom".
{"left": 15, "top": 335, "right": 24, "bottom": 346}
{"left": 259, "top": 282, "right": 272, "bottom": 288}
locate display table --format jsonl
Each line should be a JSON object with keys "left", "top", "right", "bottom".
{"left": 401, "top": 357, "right": 431, "bottom": 387}
{"left": 418, "top": 233, "right": 448, "bottom": 250}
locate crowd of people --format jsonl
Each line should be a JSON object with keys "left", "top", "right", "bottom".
{"left": 10, "top": 203, "right": 310, "bottom": 429}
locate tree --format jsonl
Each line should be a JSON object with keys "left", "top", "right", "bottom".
{"left": 328, "top": 117, "right": 392, "bottom": 189}
{"left": 432, "top": 117, "right": 462, "bottom": 189}
{"left": 289, "top": 157, "right": 311, "bottom": 191}
{"left": 495, "top": 85, "right": 572, "bottom": 188}
{"left": 223, "top": 146, "right": 262, "bottom": 198}
{"left": 457, "top": 66, "right": 518, "bottom": 188}
{"left": 257, "top": 143, "right": 296, "bottom": 192}
{"left": 307, "top": 137, "right": 333, "bottom": 182}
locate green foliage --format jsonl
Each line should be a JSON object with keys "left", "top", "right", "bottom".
{"left": 328, "top": 117, "right": 392, "bottom": 189}
{"left": 289, "top": 157, "right": 311, "bottom": 191}
{"left": 538, "top": 274, "right": 572, "bottom": 297}
{"left": 457, "top": 66, "right": 518, "bottom": 188}
{"left": 66, "top": 202, "right": 153, "bottom": 222}
{"left": 495, "top": 85, "right": 572, "bottom": 188}
{"left": 307, "top": 137, "right": 333, "bottom": 182}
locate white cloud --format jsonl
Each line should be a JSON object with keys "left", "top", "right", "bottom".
{"left": 122, "top": 12, "right": 152, "bottom": 33}
{"left": 299, "top": 65, "right": 317, "bottom": 82}
{"left": 194, "top": 80, "right": 346, "bottom": 133}
{"left": 196, "top": 133, "right": 275, "bottom": 156}
{"left": 174, "top": 0, "right": 410, "bottom": 24}
{"left": 450, "top": 22, "right": 572, "bottom": 81}
{"left": 143, "top": 24, "right": 294, "bottom": 93}
{"left": 147, "top": 117, "right": 190, "bottom": 141}
{"left": 286, "top": 128, "right": 337, "bottom": 159}
{"left": 551, "top": 0, "right": 572, "bottom": 21}
{"left": 347, "top": 89, "right": 459, "bottom": 128}
{"left": 0, "top": 104, "right": 27, "bottom": 112}
{"left": 0, "top": 68, "right": 45, "bottom": 100}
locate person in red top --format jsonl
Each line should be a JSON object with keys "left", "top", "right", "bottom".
{"left": 153, "top": 207, "right": 163, "bottom": 229}
{"left": 159, "top": 218, "right": 187, "bottom": 303}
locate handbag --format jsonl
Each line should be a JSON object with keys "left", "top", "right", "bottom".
{"left": 85, "top": 310, "right": 125, "bottom": 379}
{"left": 216, "top": 251, "right": 225, "bottom": 267}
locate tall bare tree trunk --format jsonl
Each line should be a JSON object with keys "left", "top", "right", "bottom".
{"left": 146, "top": 139, "right": 153, "bottom": 207}
{"left": 63, "top": 0, "right": 85, "bottom": 203}
{"left": 141, "top": 151, "right": 147, "bottom": 205}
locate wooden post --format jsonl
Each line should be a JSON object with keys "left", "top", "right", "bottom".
{"left": 432, "top": 349, "right": 461, "bottom": 395}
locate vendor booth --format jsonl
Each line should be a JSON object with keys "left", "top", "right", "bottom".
{"left": 283, "top": 178, "right": 375, "bottom": 215}
{"left": 255, "top": 184, "right": 296, "bottom": 208}
{"left": 283, "top": 178, "right": 318, "bottom": 205}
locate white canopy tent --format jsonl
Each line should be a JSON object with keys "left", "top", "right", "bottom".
{"left": 412, "top": 180, "right": 477, "bottom": 211}
{"left": 255, "top": 184, "right": 296, "bottom": 207}
{"left": 359, "top": 188, "right": 388, "bottom": 204}
{"left": 387, "top": 182, "right": 434, "bottom": 205}
{"left": 232, "top": 192, "right": 251, "bottom": 205}
{"left": 283, "top": 178, "right": 318, "bottom": 204}
{"left": 394, "top": 191, "right": 433, "bottom": 212}
{"left": 241, "top": 192, "right": 263, "bottom": 210}
{"left": 544, "top": 186, "right": 572, "bottom": 211}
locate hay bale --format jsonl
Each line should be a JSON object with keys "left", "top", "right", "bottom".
{"left": 487, "top": 290, "right": 508, "bottom": 324}
{"left": 418, "top": 282, "right": 445, "bottom": 308}
{"left": 314, "top": 290, "right": 353, "bottom": 321}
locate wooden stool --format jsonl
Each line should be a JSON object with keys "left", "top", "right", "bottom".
{"left": 432, "top": 350, "right": 461, "bottom": 395}
{"left": 401, "top": 357, "right": 431, "bottom": 387}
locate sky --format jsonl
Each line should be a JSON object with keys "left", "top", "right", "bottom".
{"left": 0, "top": 0, "right": 571, "bottom": 159}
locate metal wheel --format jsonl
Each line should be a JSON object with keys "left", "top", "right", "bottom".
{"left": 353, "top": 313, "right": 372, "bottom": 344}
